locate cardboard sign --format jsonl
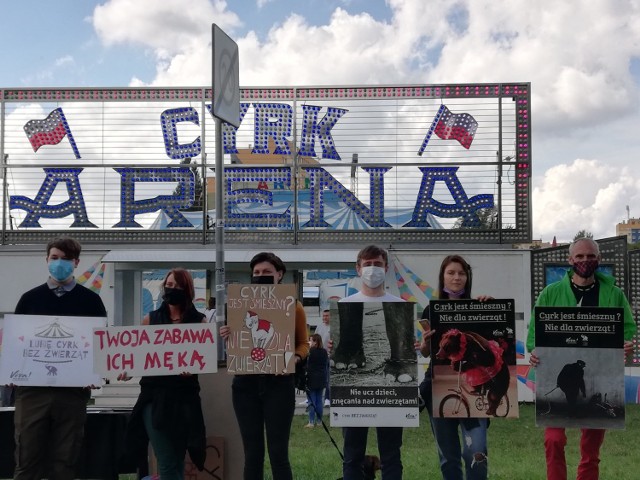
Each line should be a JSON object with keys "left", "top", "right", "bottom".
{"left": 329, "top": 301, "right": 419, "bottom": 427}
{"left": 226, "top": 284, "right": 297, "bottom": 375}
{"left": 534, "top": 306, "right": 624, "bottom": 429}
{"left": 0, "top": 314, "right": 105, "bottom": 387}
{"left": 429, "top": 299, "right": 518, "bottom": 419}
{"left": 93, "top": 323, "right": 217, "bottom": 377}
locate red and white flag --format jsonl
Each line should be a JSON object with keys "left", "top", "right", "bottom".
{"left": 23, "top": 107, "right": 80, "bottom": 158}
{"left": 433, "top": 105, "right": 478, "bottom": 149}
{"left": 418, "top": 104, "right": 479, "bottom": 155}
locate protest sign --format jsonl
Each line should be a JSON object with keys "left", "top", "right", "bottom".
{"left": 226, "top": 284, "right": 297, "bottom": 374}
{"left": 534, "top": 306, "right": 624, "bottom": 429}
{"left": 429, "top": 299, "right": 518, "bottom": 418}
{"left": 93, "top": 323, "right": 217, "bottom": 376}
{"left": 330, "top": 301, "right": 419, "bottom": 427}
{"left": 0, "top": 314, "right": 105, "bottom": 387}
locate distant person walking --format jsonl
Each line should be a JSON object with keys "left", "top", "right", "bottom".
{"left": 305, "top": 333, "right": 329, "bottom": 428}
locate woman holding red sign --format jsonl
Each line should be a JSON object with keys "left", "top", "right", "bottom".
{"left": 220, "top": 252, "right": 309, "bottom": 480}
{"left": 120, "top": 268, "right": 207, "bottom": 480}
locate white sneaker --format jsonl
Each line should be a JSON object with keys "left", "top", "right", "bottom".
{"left": 324, "top": 399, "right": 330, "bottom": 407}
{"left": 298, "top": 399, "right": 309, "bottom": 405}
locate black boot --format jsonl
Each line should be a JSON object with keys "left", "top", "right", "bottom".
{"left": 382, "top": 302, "right": 417, "bottom": 383}
{"left": 333, "top": 302, "right": 366, "bottom": 369}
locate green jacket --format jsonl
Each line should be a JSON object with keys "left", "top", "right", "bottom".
{"left": 526, "top": 270, "right": 636, "bottom": 352}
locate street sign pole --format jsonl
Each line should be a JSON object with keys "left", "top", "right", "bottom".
{"left": 214, "top": 116, "right": 225, "bottom": 325}
{"left": 212, "top": 24, "right": 239, "bottom": 327}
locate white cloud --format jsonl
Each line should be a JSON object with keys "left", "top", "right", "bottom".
{"left": 54, "top": 55, "right": 75, "bottom": 67}
{"left": 92, "top": 0, "right": 241, "bottom": 60}
{"left": 91, "top": 0, "right": 640, "bottom": 132}
{"left": 87, "top": 0, "right": 640, "bottom": 239}
{"left": 532, "top": 159, "right": 640, "bottom": 242}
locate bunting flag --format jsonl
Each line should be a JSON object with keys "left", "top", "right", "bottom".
{"left": 76, "top": 262, "right": 98, "bottom": 285}
{"left": 418, "top": 104, "right": 478, "bottom": 154}
{"left": 23, "top": 107, "right": 81, "bottom": 158}
{"left": 516, "top": 365, "right": 536, "bottom": 392}
{"left": 89, "top": 264, "right": 106, "bottom": 294}
{"left": 394, "top": 264, "right": 419, "bottom": 304}
{"left": 400, "top": 262, "right": 434, "bottom": 298}
{"left": 391, "top": 257, "right": 435, "bottom": 313}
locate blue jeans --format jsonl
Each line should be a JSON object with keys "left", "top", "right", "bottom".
{"left": 232, "top": 375, "right": 295, "bottom": 480}
{"left": 307, "top": 389, "right": 324, "bottom": 424}
{"left": 342, "top": 426, "right": 403, "bottom": 480}
{"left": 429, "top": 417, "right": 488, "bottom": 480}
{"left": 142, "top": 404, "right": 185, "bottom": 480}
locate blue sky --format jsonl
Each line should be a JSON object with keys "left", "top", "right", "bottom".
{"left": 2, "top": 0, "right": 640, "bottom": 241}
{"left": 0, "top": 0, "right": 392, "bottom": 87}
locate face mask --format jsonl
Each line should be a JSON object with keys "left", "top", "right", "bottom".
{"left": 360, "top": 266, "right": 386, "bottom": 289}
{"left": 573, "top": 259, "right": 599, "bottom": 279}
{"left": 443, "top": 287, "right": 465, "bottom": 297}
{"left": 252, "top": 275, "right": 275, "bottom": 284}
{"left": 163, "top": 287, "right": 187, "bottom": 305}
{"left": 48, "top": 259, "right": 75, "bottom": 282}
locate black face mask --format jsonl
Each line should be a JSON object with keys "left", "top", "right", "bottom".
{"left": 163, "top": 287, "right": 187, "bottom": 305}
{"left": 252, "top": 275, "right": 275, "bottom": 284}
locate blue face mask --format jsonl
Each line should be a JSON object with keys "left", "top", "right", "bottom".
{"left": 48, "top": 259, "right": 75, "bottom": 282}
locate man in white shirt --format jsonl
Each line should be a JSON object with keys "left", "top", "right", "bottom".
{"left": 339, "top": 245, "right": 405, "bottom": 480}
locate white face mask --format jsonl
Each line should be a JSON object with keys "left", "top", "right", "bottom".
{"left": 360, "top": 265, "right": 386, "bottom": 289}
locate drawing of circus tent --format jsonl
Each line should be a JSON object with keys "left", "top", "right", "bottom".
{"left": 151, "top": 190, "right": 443, "bottom": 230}
{"left": 35, "top": 321, "right": 73, "bottom": 338}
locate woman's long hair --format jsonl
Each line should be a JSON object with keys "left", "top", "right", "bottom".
{"left": 310, "top": 333, "right": 324, "bottom": 349}
{"left": 162, "top": 268, "right": 195, "bottom": 311}
{"left": 437, "top": 255, "right": 472, "bottom": 299}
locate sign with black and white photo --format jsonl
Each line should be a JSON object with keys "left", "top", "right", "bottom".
{"left": 329, "top": 302, "right": 419, "bottom": 427}
{"left": 429, "top": 299, "right": 518, "bottom": 418}
{"left": 534, "top": 306, "right": 624, "bottom": 429}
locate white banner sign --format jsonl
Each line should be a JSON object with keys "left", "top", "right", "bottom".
{"left": 0, "top": 314, "right": 105, "bottom": 387}
{"left": 93, "top": 323, "right": 218, "bottom": 377}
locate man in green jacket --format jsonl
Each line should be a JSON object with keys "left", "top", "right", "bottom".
{"left": 526, "top": 237, "right": 636, "bottom": 480}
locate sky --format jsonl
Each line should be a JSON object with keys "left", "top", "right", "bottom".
{"left": 1, "top": 0, "right": 640, "bottom": 242}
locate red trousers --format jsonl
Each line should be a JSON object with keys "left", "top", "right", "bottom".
{"left": 544, "top": 428, "right": 606, "bottom": 480}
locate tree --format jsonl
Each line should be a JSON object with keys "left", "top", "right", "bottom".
{"left": 573, "top": 230, "right": 594, "bottom": 241}
{"left": 172, "top": 157, "right": 205, "bottom": 212}
{"left": 453, "top": 208, "right": 500, "bottom": 229}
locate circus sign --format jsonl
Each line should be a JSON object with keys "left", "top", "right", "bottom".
{"left": 0, "top": 84, "right": 531, "bottom": 243}
{"left": 0, "top": 314, "right": 106, "bottom": 387}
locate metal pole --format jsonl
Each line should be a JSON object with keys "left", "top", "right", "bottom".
{"left": 214, "top": 118, "right": 226, "bottom": 324}
{"left": 201, "top": 89, "right": 208, "bottom": 244}
{"left": 497, "top": 89, "right": 503, "bottom": 244}
{"left": 1, "top": 101, "right": 6, "bottom": 241}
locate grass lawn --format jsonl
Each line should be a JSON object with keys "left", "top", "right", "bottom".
{"left": 108, "top": 403, "right": 638, "bottom": 479}
{"left": 282, "top": 403, "right": 640, "bottom": 480}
